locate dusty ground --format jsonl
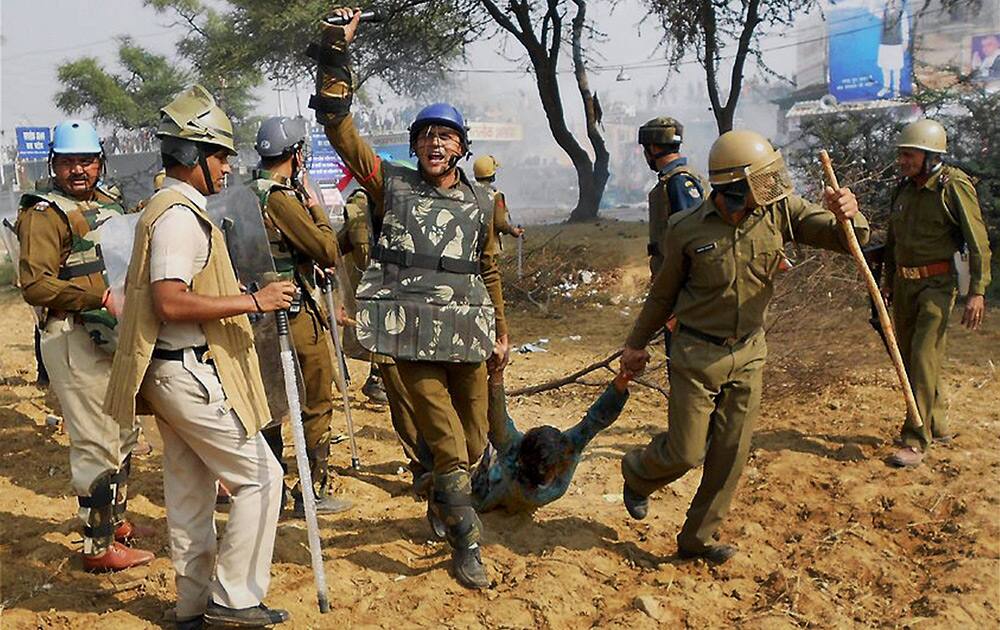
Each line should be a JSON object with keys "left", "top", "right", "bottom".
{"left": 1, "top": 220, "right": 998, "bottom": 628}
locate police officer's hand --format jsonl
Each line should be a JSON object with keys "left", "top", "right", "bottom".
{"left": 962, "top": 294, "right": 986, "bottom": 331}
{"left": 823, "top": 186, "right": 859, "bottom": 222}
{"left": 621, "top": 345, "right": 650, "bottom": 375}
{"left": 328, "top": 7, "right": 363, "bottom": 43}
{"left": 512, "top": 226, "right": 525, "bottom": 238}
{"left": 252, "top": 281, "right": 296, "bottom": 312}
{"left": 489, "top": 334, "right": 510, "bottom": 373}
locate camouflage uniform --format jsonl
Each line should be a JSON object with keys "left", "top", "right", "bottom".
{"left": 309, "top": 25, "right": 507, "bottom": 554}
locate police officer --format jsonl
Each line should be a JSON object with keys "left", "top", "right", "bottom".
{"left": 637, "top": 117, "right": 705, "bottom": 278}
{"left": 620, "top": 130, "right": 868, "bottom": 564}
{"left": 16, "top": 120, "right": 155, "bottom": 572}
{"left": 104, "top": 85, "right": 293, "bottom": 628}
{"left": 310, "top": 9, "right": 510, "bottom": 589}
{"left": 473, "top": 155, "right": 525, "bottom": 243}
{"left": 339, "top": 190, "right": 390, "bottom": 404}
{"left": 338, "top": 188, "right": 433, "bottom": 492}
{"left": 883, "top": 119, "right": 992, "bottom": 468}
{"left": 252, "top": 116, "right": 353, "bottom": 517}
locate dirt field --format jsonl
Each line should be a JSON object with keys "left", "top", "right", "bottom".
{"left": 1, "top": 220, "right": 998, "bottom": 628}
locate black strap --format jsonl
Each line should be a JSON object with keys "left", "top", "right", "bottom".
{"left": 151, "top": 344, "right": 210, "bottom": 362}
{"left": 432, "top": 489, "right": 474, "bottom": 507}
{"left": 79, "top": 494, "right": 113, "bottom": 509}
{"left": 372, "top": 245, "right": 478, "bottom": 275}
{"left": 304, "top": 42, "right": 350, "bottom": 67}
{"left": 58, "top": 259, "right": 104, "bottom": 280}
{"left": 308, "top": 93, "right": 352, "bottom": 116}
{"left": 647, "top": 242, "right": 661, "bottom": 257}
{"left": 678, "top": 324, "right": 757, "bottom": 347}
{"left": 84, "top": 522, "right": 115, "bottom": 538}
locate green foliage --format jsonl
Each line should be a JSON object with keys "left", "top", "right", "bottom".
{"left": 55, "top": 37, "right": 190, "bottom": 129}
{"left": 148, "top": 0, "right": 481, "bottom": 97}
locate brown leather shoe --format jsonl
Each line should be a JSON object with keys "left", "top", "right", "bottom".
{"left": 115, "top": 519, "right": 157, "bottom": 542}
{"left": 888, "top": 446, "right": 923, "bottom": 468}
{"left": 82, "top": 541, "right": 154, "bottom": 572}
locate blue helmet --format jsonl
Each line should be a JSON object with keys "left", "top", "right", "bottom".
{"left": 409, "top": 103, "right": 470, "bottom": 152}
{"left": 51, "top": 120, "right": 103, "bottom": 155}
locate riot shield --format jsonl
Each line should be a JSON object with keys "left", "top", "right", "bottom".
{"left": 1, "top": 191, "right": 21, "bottom": 287}
{"left": 104, "top": 152, "right": 161, "bottom": 210}
{"left": 99, "top": 212, "right": 141, "bottom": 310}
{"left": 206, "top": 184, "right": 291, "bottom": 425}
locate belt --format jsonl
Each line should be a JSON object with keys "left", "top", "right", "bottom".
{"left": 897, "top": 260, "right": 951, "bottom": 280}
{"left": 151, "top": 344, "right": 211, "bottom": 363}
{"left": 372, "top": 245, "right": 479, "bottom": 275}
{"left": 678, "top": 324, "right": 758, "bottom": 347}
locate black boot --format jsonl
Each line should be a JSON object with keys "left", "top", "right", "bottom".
{"left": 452, "top": 544, "right": 489, "bottom": 590}
{"left": 432, "top": 470, "right": 489, "bottom": 589}
{"left": 362, "top": 364, "right": 388, "bottom": 404}
{"left": 623, "top": 482, "right": 649, "bottom": 520}
{"left": 203, "top": 602, "right": 290, "bottom": 627}
{"left": 292, "top": 443, "right": 352, "bottom": 518}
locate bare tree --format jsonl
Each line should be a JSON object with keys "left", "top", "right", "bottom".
{"left": 478, "top": 0, "right": 610, "bottom": 222}
{"left": 644, "top": 0, "right": 814, "bottom": 134}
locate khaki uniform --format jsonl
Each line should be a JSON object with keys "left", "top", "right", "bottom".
{"left": 337, "top": 197, "right": 429, "bottom": 475}
{"left": 15, "top": 184, "right": 140, "bottom": 555}
{"left": 254, "top": 172, "right": 341, "bottom": 493}
{"left": 104, "top": 180, "right": 282, "bottom": 618}
{"left": 623, "top": 193, "right": 869, "bottom": 553}
{"left": 490, "top": 189, "right": 519, "bottom": 248}
{"left": 313, "top": 29, "right": 507, "bottom": 551}
{"left": 884, "top": 166, "right": 992, "bottom": 449}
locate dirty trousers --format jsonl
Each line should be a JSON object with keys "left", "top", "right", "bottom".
{"left": 140, "top": 351, "right": 283, "bottom": 618}
{"left": 622, "top": 328, "right": 765, "bottom": 552}
{"left": 892, "top": 274, "right": 957, "bottom": 450}
{"left": 394, "top": 360, "right": 488, "bottom": 475}
{"left": 380, "top": 362, "right": 432, "bottom": 474}
{"left": 39, "top": 317, "right": 139, "bottom": 513}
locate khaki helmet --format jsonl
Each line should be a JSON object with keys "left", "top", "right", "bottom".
{"left": 896, "top": 118, "right": 947, "bottom": 153}
{"left": 708, "top": 130, "right": 793, "bottom": 206}
{"left": 638, "top": 117, "right": 683, "bottom": 146}
{"left": 153, "top": 169, "right": 166, "bottom": 191}
{"left": 473, "top": 155, "right": 500, "bottom": 180}
{"left": 157, "top": 84, "right": 235, "bottom": 156}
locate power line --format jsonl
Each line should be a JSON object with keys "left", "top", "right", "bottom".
{"left": 455, "top": 3, "right": 953, "bottom": 76}
{"left": 1, "top": 29, "right": 176, "bottom": 62}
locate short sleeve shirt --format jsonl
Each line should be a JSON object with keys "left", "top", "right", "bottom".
{"left": 149, "top": 180, "right": 211, "bottom": 350}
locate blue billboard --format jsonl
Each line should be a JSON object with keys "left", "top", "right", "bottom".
{"left": 15, "top": 127, "right": 51, "bottom": 159}
{"left": 827, "top": 0, "right": 912, "bottom": 102}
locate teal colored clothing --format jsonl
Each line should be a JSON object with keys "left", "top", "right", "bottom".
{"left": 472, "top": 382, "right": 629, "bottom": 513}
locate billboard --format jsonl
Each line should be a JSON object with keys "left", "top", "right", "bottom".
{"left": 15, "top": 127, "right": 51, "bottom": 159}
{"left": 827, "top": 0, "right": 912, "bottom": 102}
{"left": 971, "top": 33, "right": 1000, "bottom": 81}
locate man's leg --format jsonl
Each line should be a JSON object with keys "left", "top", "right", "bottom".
{"left": 445, "top": 362, "right": 489, "bottom": 467}
{"left": 893, "top": 279, "right": 932, "bottom": 450}
{"left": 621, "top": 333, "right": 722, "bottom": 499}
{"left": 142, "top": 356, "right": 284, "bottom": 611}
{"left": 380, "top": 361, "right": 433, "bottom": 482}
{"left": 676, "top": 334, "right": 765, "bottom": 555}
{"left": 290, "top": 308, "right": 350, "bottom": 515}
{"left": 395, "top": 360, "right": 486, "bottom": 588}
{"left": 901, "top": 281, "right": 956, "bottom": 447}
{"left": 40, "top": 317, "right": 151, "bottom": 566}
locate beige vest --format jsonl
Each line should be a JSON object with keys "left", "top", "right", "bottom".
{"left": 103, "top": 188, "right": 271, "bottom": 436}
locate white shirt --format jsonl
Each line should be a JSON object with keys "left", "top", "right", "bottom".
{"left": 149, "top": 177, "right": 211, "bottom": 350}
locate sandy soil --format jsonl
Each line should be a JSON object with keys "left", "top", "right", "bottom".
{"left": 1, "top": 221, "right": 998, "bottom": 628}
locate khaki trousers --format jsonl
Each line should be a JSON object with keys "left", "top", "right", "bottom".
{"left": 394, "top": 361, "right": 488, "bottom": 475}
{"left": 380, "top": 362, "right": 432, "bottom": 474}
{"left": 141, "top": 351, "right": 283, "bottom": 618}
{"left": 893, "top": 274, "right": 957, "bottom": 450}
{"left": 622, "top": 329, "right": 765, "bottom": 553}
{"left": 39, "top": 317, "right": 138, "bottom": 513}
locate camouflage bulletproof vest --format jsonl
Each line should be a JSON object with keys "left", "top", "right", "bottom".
{"left": 355, "top": 163, "right": 496, "bottom": 362}
{"left": 648, "top": 163, "right": 700, "bottom": 248}
{"left": 19, "top": 185, "right": 125, "bottom": 353}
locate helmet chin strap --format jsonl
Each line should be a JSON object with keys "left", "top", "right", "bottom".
{"left": 198, "top": 149, "right": 216, "bottom": 195}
